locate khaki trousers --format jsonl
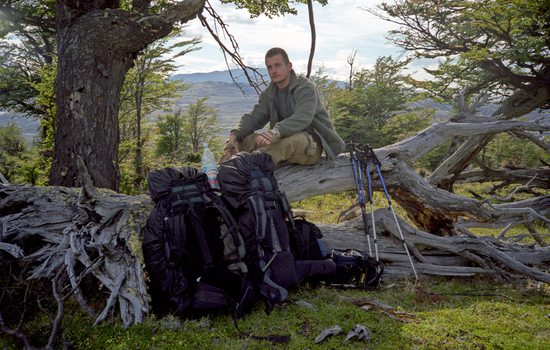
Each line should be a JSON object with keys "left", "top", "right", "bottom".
{"left": 238, "top": 131, "right": 323, "bottom": 166}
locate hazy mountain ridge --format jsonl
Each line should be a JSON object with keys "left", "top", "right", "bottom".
{"left": 171, "top": 80, "right": 260, "bottom": 135}
{"left": 0, "top": 111, "right": 40, "bottom": 142}
{"left": 172, "top": 68, "right": 268, "bottom": 85}
{"left": 1, "top": 70, "right": 265, "bottom": 141}
{"left": 2, "top": 69, "right": 548, "bottom": 143}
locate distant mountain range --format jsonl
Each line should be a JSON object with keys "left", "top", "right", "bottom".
{"left": 0, "top": 111, "right": 40, "bottom": 142}
{"left": 1, "top": 69, "right": 548, "bottom": 144}
{"left": 0, "top": 69, "right": 267, "bottom": 142}
{"left": 171, "top": 69, "right": 270, "bottom": 135}
{"left": 172, "top": 68, "right": 268, "bottom": 85}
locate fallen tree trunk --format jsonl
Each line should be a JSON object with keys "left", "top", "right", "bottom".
{"left": 0, "top": 182, "right": 153, "bottom": 328}
{"left": 275, "top": 117, "right": 549, "bottom": 233}
{"left": 319, "top": 211, "right": 550, "bottom": 282}
{"left": 1, "top": 153, "right": 549, "bottom": 327}
{"left": 276, "top": 157, "right": 549, "bottom": 235}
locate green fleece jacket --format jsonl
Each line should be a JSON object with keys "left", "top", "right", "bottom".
{"left": 232, "top": 71, "right": 345, "bottom": 161}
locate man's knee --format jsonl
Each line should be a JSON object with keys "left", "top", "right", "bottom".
{"left": 267, "top": 132, "right": 322, "bottom": 166}
{"left": 238, "top": 133, "right": 258, "bottom": 153}
{"left": 237, "top": 131, "right": 321, "bottom": 166}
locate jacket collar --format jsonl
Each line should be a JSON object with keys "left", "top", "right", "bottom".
{"left": 267, "top": 70, "right": 299, "bottom": 96}
{"left": 288, "top": 70, "right": 299, "bottom": 90}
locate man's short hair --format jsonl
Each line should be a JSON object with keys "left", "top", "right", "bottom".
{"left": 265, "top": 47, "right": 290, "bottom": 65}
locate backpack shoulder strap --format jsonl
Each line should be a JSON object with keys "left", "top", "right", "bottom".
{"left": 163, "top": 208, "right": 187, "bottom": 263}
{"left": 209, "top": 196, "right": 248, "bottom": 275}
{"left": 168, "top": 177, "right": 216, "bottom": 270}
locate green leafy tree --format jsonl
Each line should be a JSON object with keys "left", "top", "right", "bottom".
{"left": 415, "top": 141, "right": 453, "bottom": 175}
{"left": 331, "top": 56, "right": 417, "bottom": 147}
{"left": 155, "top": 98, "right": 221, "bottom": 164}
{"left": 373, "top": 0, "right": 550, "bottom": 188}
{"left": 376, "top": 0, "right": 549, "bottom": 107}
{"left": 118, "top": 32, "right": 199, "bottom": 193}
{"left": 481, "top": 133, "right": 549, "bottom": 169}
{"left": 224, "top": 0, "right": 327, "bottom": 18}
{"left": 0, "top": 123, "right": 25, "bottom": 181}
{"left": 0, "top": 1, "right": 57, "bottom": 184}
{"left": 380, "top": 109, "right": 433, "bottom": 145}
{"left": 182, "top": 97, "right": 220, "bottom": 154}
{"left": 32, "top": 63, "right": 57, "bottom": 151}
{"left": 0, "top": 121, "right": 51, "bottom": 185}
{"left": 309, "top": 65, "right": 339, "bottom": 116}
{"left": 0, "top": 122, "right": 26, "bottom": 154}
{"left": 155, "top": 109, "right": 187, "bottom": 162}
{"left": 0, "top": 0, "right": 56, "bottom": 116}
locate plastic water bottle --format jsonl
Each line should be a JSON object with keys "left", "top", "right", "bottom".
{"left": 201, "top": 143, "right": 221, "bottom": 191}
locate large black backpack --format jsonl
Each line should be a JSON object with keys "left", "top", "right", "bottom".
{"left": 142, "top": 167, "right": 252, "bottom": 317}
{"left": 218, "top": 152, "right": 335, "bottom": 310}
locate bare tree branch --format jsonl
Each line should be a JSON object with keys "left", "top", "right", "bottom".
{"left": 346, "top": 49, "right": 357, "bottom": 90}
{"left": 198, "top": 1, "right": 267, "bottom": 94}
{"left": 306, "top": 0, "right": 316, "bottom": 78}
{"left": 458, "top": 168, "right": 549, "bottom": 190}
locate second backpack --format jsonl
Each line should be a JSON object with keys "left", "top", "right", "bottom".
{"left": 218, "top": 152, "right": 335, "bottom": 309}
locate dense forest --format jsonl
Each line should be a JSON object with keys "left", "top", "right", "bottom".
{"left": 0, "top": 0, "right": 548, "bottom": 348}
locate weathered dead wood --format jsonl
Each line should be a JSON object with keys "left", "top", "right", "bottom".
{"left": 458, "top": 167, "right": 549, "bottom": 190}
{"left": 0, "top": 179, "right": 549, "bottom": 329}
{"left": 0, "top": 183, "right": 153, "bottom": 328}
{"left": 347, "top": 296, "right": 417, "bottom": 323}
{"left": 383, "top": 119, "right": 549, "bottom": 164}
{"left": 319, "top": 210, "right": 550, "bottom": 283}
{"left": 427, "top": 86, "right": 550, "bottom": 190}
{"left": 275, "top": 154, "right": 549, "bottom": 234}
{"left": 273, "top": 120, "right": 549, "bottom": 238}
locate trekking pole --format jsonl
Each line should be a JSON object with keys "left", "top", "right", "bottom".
{"left": 362, "top": 144, "right": 418, "bottom": 280}
{"left": 348, "top": 143, "right": 372, "bottom": 256}
{"left": 364, "top": 159, "right": 379, "bottom": 262}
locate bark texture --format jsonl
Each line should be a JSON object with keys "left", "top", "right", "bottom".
{"left": 50, "top": 0, "right": 205, "bottom": 190}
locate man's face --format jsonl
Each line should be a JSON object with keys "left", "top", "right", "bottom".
{"left": 265, "top": 54, "right": 292, "bottom": 88}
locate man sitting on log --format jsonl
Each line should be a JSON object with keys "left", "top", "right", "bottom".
{"left": 222, "top": 47, "right": 345, "bottom": 166}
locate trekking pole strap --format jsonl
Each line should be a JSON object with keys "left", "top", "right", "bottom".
{"left": 364, "top": 144, "right": 381, "bottom": 166}
{"left": 231, "top": 284, "right": 291, "bottom": 344}
{"left": 359, "top": 144, "right": 393, "bottom": 206}
{"left": 348, "top": 143, "right": 364, "bottom": 205}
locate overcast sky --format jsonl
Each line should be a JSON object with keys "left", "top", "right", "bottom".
{"left": 176, "top": 0, "right": 408, "bottom": 80}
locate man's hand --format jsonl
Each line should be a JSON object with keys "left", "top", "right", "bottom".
{"left": 255, "top": 129, "right": 280, "bottom": 147}
{"left": 227, "top": 133, "right": 237, "bottom": 144}
{"left": 221, "top": 133, "right": 238, "bottom": 163}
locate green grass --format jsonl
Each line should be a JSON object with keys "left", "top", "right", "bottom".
{"left": 292, "top": 190, "right": 357, "bottom": 223}
{"left": 3, "top": 277, "right": 547, "bottom": 349}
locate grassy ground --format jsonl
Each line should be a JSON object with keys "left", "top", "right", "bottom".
{"left": 5, "top": 276, "right": 545, "bottom": 350}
